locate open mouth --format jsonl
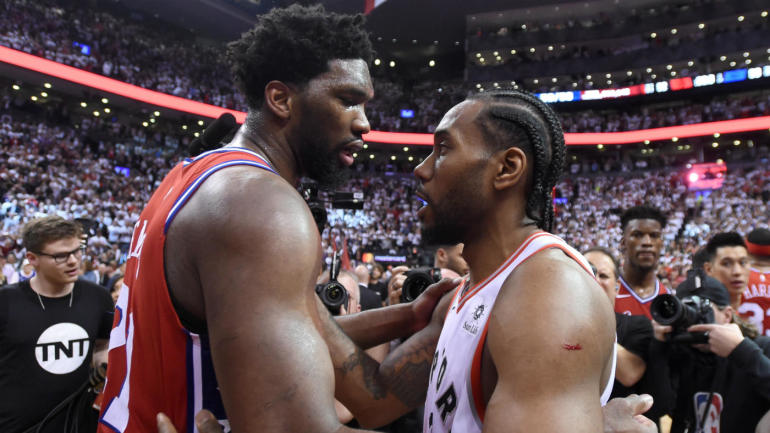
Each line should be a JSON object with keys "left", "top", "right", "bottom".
{"left": 339, "top": 140, "right": 364, "bottom": 166}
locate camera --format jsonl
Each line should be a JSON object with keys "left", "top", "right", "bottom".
{"left": 400, "top": 267, "right": 441, "bottom": 303}
{"left": 316, "top": 251, "right": 349, "bottom": 315}
{"left": 650, "top": 294, "right": 714, "bottom": 344}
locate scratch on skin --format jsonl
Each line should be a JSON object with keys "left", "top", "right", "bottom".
{"left": 562, "top": 343, "right": 582, "bottom": 351}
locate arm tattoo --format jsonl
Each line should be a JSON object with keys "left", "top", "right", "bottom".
{"left": 337, "top": 347, "right": 388, "bottom": 400}
{"left": 379, "top": 343, "right": 434, "bottom": 409}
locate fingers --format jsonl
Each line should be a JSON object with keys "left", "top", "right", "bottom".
{"left": 390, "top": 266, "right": 409, "bottom": 277}
{"left": 424, "top": 277, "right": 462, "bottom": 297}
{"left": 195, "top": 410, "right": 224, "bottom": 433}
{"left": 687, "top": 323, "right": 716, "bottom": 332}
{"left": 157, "top": 413, "right": 177, "bottom": 433}
{"left": 626, "top": 393, "right": 654, "bottom": 415}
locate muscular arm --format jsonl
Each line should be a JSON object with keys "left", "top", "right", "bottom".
{"left": 181, "top": 170, "right": 373, "bottom": 433}
{"left": 482, "top": 252, "right": 615, "bottom": 433}
{"left": 319, "top": 284, "right": 457, "bottom": 428}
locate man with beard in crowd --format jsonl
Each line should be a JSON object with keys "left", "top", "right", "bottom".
{"left": 615, "top": 206, "right": 670, "bottom": 319}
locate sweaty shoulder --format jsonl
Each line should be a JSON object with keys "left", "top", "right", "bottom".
{"left": 169, "top": 164, "right": 321, "bottom": 294}
{"left": 487, "top": 247, "right": 615, "bottom": 381}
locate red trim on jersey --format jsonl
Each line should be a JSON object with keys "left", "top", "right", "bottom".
{"left": 464, "top": 241, "right": 594, "bottom": 423}
{"left": 747, "top": 241, "right": 770, "bottom": 257}
{"left": 456, "top": 232, "right": 550, "bottom": 312}
{"left": 445, "top": 279, "right": 466, "bottom": 322}
{"left": 470, "top": 320, "right": 491, "bottom": 423}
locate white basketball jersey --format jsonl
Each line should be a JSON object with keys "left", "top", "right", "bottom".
{"left": 422, "top": 231, "right": 616, "bottom": 433}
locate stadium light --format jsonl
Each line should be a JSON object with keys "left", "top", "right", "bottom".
{"left": 688, "top": 172, "right": 699, "bottom": 183}
{"left": 374, "top": 59, "right": 381, "bottom": 66}
{"left": 102, "top": 97, "right": 109, "bottom": 104}
{"left": 44, "top": 82, "right": 51, "bottom": 88}
{"left": 11, "top": 84, "right": 19, "bottom": 90}
{"left": 5, "top": 45, "right": 770, "bottom": 148}
{"left": 30, "top": 95, "right": 38, "bottom": 101}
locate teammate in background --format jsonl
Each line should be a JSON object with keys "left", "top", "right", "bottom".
{"left": 703, "top": 232, "right": 751, "bottom": 311}
{"left": 737, "top": 229, "right": 770, "bottom": 335}
{"left": 99, "top": 6, "right": 458, "bottom": 432}
{"left": 615, "top": 206, "right": 669, "bottom": 319}
{"left": 0, "top": 216, "right": 114, "bottom": 432}
{"left": 584, "top": 247, "right": 652, "bottom": 399}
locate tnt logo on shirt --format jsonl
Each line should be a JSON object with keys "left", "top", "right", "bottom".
{"left": 34, "top": 322, "right": 90, "bottom": 374}
{"left": 693, "top": 392, "right": 723, "bottom": 433}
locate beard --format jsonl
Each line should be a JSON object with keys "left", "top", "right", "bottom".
{"left": 300, "top": 135, "right": 351, "bottom": 189}
{"left": 421, "top": 169, "right": 485, "bottom": 246}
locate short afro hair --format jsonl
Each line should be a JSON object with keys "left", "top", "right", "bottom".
{"left": 620, "top": 205, "right": 668, "bottom": 231}
{"left": 227, "top": 4, "right": 374, "bottom": 109}
{"left": 706, "top": 232, "right": 747, "bottom": 260}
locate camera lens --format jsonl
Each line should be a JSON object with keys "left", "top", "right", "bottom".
{"left": 650, "top": 294, "right": 683, "bottom": 325}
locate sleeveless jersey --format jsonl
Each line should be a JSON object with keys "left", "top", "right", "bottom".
{"left": 738, "top": 268, "right": 770, "bottom": 336}
{"left": 423, "top": 231, "right": 616, "bottom": 433}
{"left": 98, "top": 148, "right": 277, "bottom": 433}
{"left": 614, "top": 275, "right": 668, "bottom": 319}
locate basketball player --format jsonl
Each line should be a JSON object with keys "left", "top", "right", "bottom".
{"left": 99, "top": 6, "right": 460, "bottom": 432}
{"left": 412, "top": 90, "right": 620, "bottom": 432}
{"left": 704, "top": 232, "right": 751, "bottom": 311}
{"left": 744, "top": 228, "right": 770, "bottom": 336}
{"left": 615, "top": 206, "right": 669, "bottom": 319}
{"left": 158, "top": 90, "right": 657, "bottom": 433}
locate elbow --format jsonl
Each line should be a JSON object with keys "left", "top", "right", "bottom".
{"left": 615, "top": 363, "right": 646, "bottom": 387}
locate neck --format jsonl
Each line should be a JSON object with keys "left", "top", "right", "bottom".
{"left": 731, "top": 292, "right": 742, "bottom": 310}
{"left": 462, "top": 219, "right": 540, "bottom": 288}
{"left": 227, "top": 112, "right": 301, "bottom": 185}
{"left": 29, "top": 275, "right": 74, "bottom": 298}
{"left": 621, "top": 262, "right": 658, "bottom": 293}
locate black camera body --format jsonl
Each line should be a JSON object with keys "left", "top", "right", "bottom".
{"left": 650, "top": 294, "right": 714, "bottom": 344}
{"left": 400, "top": 267, "right": 441, "bottom": 303}
{"left": 316, "top": 250, "right": 349, "bottom": 315}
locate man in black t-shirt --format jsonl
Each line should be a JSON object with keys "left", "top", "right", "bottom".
{"left": 0, "top": 216, "right": 114, "bottom": 433}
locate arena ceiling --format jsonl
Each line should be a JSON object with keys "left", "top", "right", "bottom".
{"left": 117, "top": 0, "right": 676, "bottom": 75}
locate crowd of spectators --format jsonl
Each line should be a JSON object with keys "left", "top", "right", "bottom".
{"left": 2, "top": 105, "right": 768, "bottom": 289}
{"left": 3, "top": 0, "right": 769, "bottom": 136}
{"left": 0, "top": 0, "right": 246, "bottom": 110}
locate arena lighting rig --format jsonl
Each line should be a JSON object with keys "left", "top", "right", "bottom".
{"left": 2, "top": 45, "right": 770, "bottom": 146}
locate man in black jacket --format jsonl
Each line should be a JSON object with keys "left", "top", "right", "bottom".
{"left": 649, "top": 273, "right": 770, "bottom": 433}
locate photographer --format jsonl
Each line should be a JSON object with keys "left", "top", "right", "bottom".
{"left": 648, "top": 274, "right": 770, "bottom": 433}
{"left": 387, "top": 244, "right": 468, "bottom": 306}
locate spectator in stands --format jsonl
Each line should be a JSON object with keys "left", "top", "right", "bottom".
{"left": 744, "top": 228, "right": 770, "bottom": 335}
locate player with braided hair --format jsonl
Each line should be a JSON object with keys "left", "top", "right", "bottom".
{"left": 413, "top": 90, "right": 655, "bottom": 433}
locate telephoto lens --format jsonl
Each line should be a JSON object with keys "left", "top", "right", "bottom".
{"left": 400, "top": 267, "right": 441, "bottom": 303}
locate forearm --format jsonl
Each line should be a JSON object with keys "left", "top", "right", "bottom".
{"left": 615, "top": 344, "right": 646, "bottom": 387}
{"left": 329, "top": 317, "right": 441, "bottom": 428}
{"left": 335, "top": 303, "right": 415, "bottom": 349}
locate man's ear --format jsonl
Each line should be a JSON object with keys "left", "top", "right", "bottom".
{"left": 435, "top": 248, "right": 447, "bottom": 267}
{"left": 703, "top": 261, "right": 713, "bottom": 276}
{"left": 264, "top": 81, "right": 294, "bottom": 120}
{"left": 493, "top": 147, "right": 527, "bottom": 191}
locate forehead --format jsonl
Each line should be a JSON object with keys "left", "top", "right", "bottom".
{"left": 585, "top": 252, "right": 615, "bottom": 274}
{"left": 41, "top": 236, "right": 81, "bottom": 253}
{"left": 434, "top": 100, "right": 485, "bottom": 140}
{"left": 308, "top": 59, "right": 373, "bottom": 97}
{"left": 625, "top": 218, "right": 662, "bottom": 233}
{"left": 714, "top": 245, "right": 748, "bottom": 261}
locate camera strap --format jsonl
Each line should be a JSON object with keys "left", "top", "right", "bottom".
{"left": 696, "top": 361, "right": 728, "bottom": 433}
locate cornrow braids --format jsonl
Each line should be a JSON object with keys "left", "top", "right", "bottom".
{"left": 470, "top": 89, "right": 566, "bottom": 232}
